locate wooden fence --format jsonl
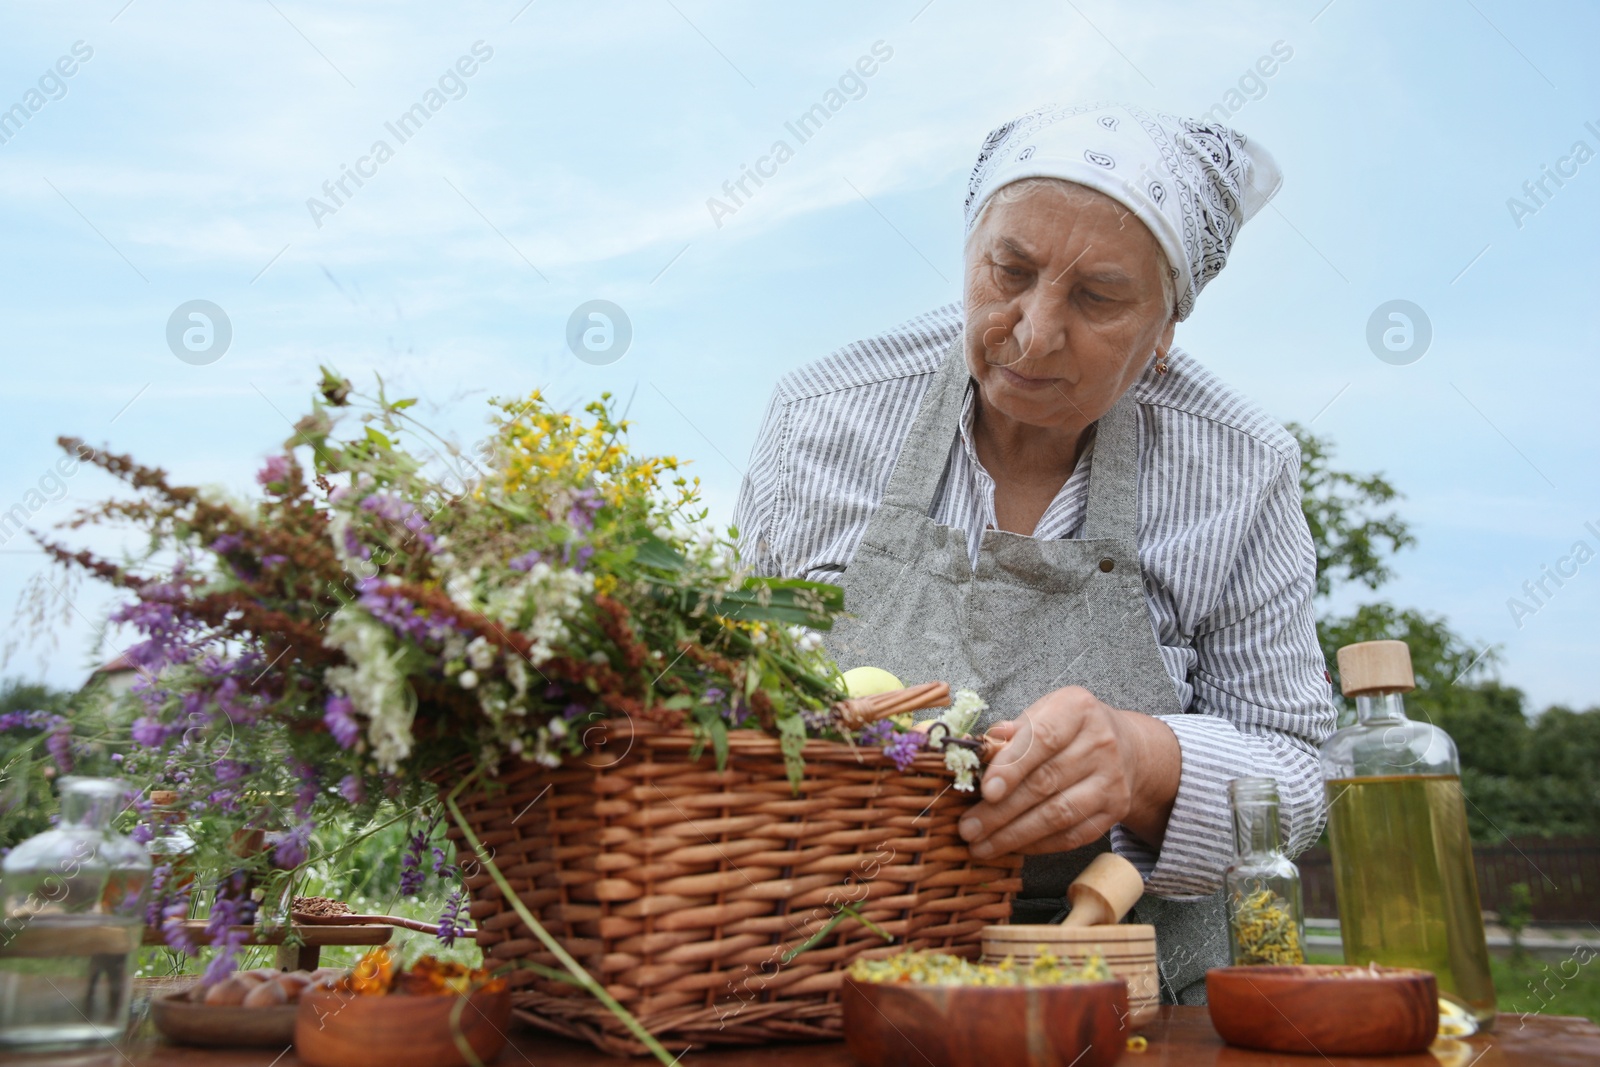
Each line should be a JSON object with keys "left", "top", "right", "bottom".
{"left": 1298, "top": 839, "right": 1600, "bottom": 923}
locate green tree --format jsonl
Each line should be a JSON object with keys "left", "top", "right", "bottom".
{"left": 1291, "top": 424, "right": 1415, "bottom": 600}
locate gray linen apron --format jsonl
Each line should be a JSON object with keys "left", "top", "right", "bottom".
{"left": 825, "top": 339, "right": 1229, "bottom": 1004}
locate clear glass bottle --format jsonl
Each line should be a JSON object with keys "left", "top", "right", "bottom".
{"left": 1321, "top": 640, "right": 1497, "bottom": 1028}
{"left": 1223, "top": 777, "right": 1306, "bottom": 965}
{"left": 0, "top": 777, "right": 152, "bottom": 1050}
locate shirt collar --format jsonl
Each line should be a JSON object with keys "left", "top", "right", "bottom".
{"left": 954, "top": 379, "right": 1098, "bottom": 538}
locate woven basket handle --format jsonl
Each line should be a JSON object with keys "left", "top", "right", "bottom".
{"left": 833, "top": 681, "right": 950, "bottom": 729}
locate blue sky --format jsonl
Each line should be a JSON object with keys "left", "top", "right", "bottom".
{"left": 2, "top": 0, "right": 1596, "bottom": 712}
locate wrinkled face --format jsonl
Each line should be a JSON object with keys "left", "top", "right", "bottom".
{"left": 963, "top": 181, "right": 1176, "bottom": 434}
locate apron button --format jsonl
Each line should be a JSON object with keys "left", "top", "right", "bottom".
{"left": 1098, "top": 557, "right": 1115, "bottom": 573}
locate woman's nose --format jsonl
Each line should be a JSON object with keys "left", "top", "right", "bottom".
{"left": 1014, "top": 293, "right": 1070, "bottom": 360}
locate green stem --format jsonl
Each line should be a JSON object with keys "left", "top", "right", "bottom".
{"left": 443, "top": 778, "right": 680, "bottom": 1067}
{"left": 779, "top": 902, "right": 892, "bottom": 965}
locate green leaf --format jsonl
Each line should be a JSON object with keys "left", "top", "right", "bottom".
{"left": 365, "top": 426, "right": 394, "bottom": 450}
{"left": 633, "top": 535, "right": 685, "bottom": 573}
{"left": 390, "top": 398, "right": 418, "bottom": 411}
{"left": 778, "top": 714, "right": 806, "bottom": 794}
{"left": 710, "top": 717, "right": 729, "bottom": 771}
{"left": 709, "top": 577, "right": 844, "bottom": 630}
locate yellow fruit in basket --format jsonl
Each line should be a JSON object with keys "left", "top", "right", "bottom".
{"left": 842, "top": 666, "right": 904, "bottom": 698}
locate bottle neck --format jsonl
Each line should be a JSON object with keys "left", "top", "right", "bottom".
{"left": 1355, "top": 691, "right": 1409, "bottom": 724}
{"left": 59, "top": 778, "right": 124, "bottom": 830}
{"left": 1232, "top": 798, "right": 1282, "bottom": 860}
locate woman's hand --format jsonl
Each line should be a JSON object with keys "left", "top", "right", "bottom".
{"left": 957, "top": 686, "right": 1182, "bottom": 859}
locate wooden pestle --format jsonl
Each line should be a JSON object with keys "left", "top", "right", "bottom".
{"left": 1060, "top": 852, "right": 1145, "bottom": 928}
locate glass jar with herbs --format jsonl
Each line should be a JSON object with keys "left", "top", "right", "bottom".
{"left": 1223, "top": 776, "right": 1305, "bottom": 966}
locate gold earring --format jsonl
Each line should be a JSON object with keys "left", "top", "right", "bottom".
{"left": 1155, "top": 350, "right": 1169, "bottom": 375}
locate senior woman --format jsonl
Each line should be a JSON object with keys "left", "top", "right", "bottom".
{"left": 734, "top": 103, "right": 1335, "bottom": 1004}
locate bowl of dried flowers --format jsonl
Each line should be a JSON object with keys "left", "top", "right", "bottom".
{"left": 294, "top": 949, "right": 511, "bottom": 1067}
{"left": 842, "top": 950, "right": 1129, "bottom": 1067}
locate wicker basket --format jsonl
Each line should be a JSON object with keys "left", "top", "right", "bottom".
{"left": 447, "top": 713, "right": 1021, "bottom": 1056}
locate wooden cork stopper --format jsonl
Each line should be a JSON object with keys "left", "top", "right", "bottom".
{"left": 1061, "top": 852, "right": 1145, "bottom": 928}
{"left": 1335, "top": 640, "right": 1415, "bottom": 696}
{"left": 150, "top": 789, "right": 178, "bottom": 807}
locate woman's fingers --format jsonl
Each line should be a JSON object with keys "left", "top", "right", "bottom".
{"left": 966, "top": 782, "right": 1117, "bottom": 858}
{"left": 981, "top": 687, "right": 1096, "bottom": 803}
{"left": 970, "top": 726, "right": 1103, "bottom": 832}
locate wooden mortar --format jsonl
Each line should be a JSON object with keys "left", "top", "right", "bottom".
{"left": 982, "top": 852, "right": 1160, "bottom": 1029}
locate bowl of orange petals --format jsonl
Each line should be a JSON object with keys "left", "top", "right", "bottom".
{"left": 294, "top": 949, "right": 512, "bottom": 1067}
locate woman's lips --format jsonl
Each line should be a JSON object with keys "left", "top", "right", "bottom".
{"left": 997, "top": 363, "right": 1059, "bottom": 390}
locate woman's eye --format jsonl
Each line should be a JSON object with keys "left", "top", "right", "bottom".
{"left": 998, "top": 264, "right": 1027, "bottom": 279}
{"left": 1081, "top": 290, "right": 1109, "bottom": 303}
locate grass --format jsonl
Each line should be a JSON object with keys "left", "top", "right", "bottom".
{"left": 1307, "top": 950, "right": 1600, "bottom": 1024}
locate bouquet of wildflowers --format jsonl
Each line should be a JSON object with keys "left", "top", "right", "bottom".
{"left": 12, "top": 370, "right": 988, "bottom": 988}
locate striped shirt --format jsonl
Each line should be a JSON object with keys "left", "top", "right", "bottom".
{"left": 734, "top": 303, "right": 1336, "bottom": 899}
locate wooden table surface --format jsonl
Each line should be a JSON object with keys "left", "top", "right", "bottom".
{"left": 6, "top": 1007, "right": 1596, "bottom": 1067}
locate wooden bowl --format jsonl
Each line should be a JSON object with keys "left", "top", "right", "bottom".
{"left": 294, "top": 985, "right": 512, "bottom": 1067}
{"left": 842, "top": 976, "right": 1129, "bottom": 1067}
{"left": 984, "top": 923, "right": 1159, "bottom": 1029}
{"left": 151, "top": 992, "right": 296, "bottom": 1047}
{"left": 1206, "top": 964, "right": 1438, "bottom": 1056}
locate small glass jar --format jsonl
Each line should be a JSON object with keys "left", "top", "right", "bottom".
{"left": 0, "top": 777, "right": 152, "bottom": 1049}
{"left": 1223, "top": 777, "right": 1305, "bottom": 966}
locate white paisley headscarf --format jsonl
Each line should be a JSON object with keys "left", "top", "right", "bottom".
{"left": 964, "top": 102, "right": 1282, "bottom": 321}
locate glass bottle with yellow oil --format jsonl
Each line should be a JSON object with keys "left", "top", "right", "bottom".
{"left": 1322, "top": 640, "right": 1497, "bottom": 1028}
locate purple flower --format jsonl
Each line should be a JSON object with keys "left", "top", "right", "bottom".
{"left": 131, "top": 716, "right": 174, "bottom": 748}
{"left": 800, "top": 706, "right": 836, "bottom": 733}
{"left": 256, "top": 455, "right": 291, "bottom": 487}
{"left": 435, "top": 890, "right": 466, "bottom": 948}
{"left": 563, "top": 542, "right": 594, "bottom": 572}
{"left": 359, "top": 493, "right": 437, "bottom": 551}
{"left": 111, "top": 590, "right": 199, "bottom": 671}
{"left": 0, "top": 710, "right": 60, "bottom": 732}
{"left": 508, "top": 549, "right": 542, "bottom": 572}
{"left": 214, "top": 759, "right": 252, "bottom": 784}
{"left": 208, "top": 533, "right": 244, "bottom": 554}
{"left": 341, "top": 524, "right": 371, "bottom": 561}
{"left": 858, "top": 720, "right": 895, "bottom": 746}
{"left": 399, "top": 829, "right": 429, "bottom": 896}
{"left": 200, "top": 881, "right": 256, "bottom": 985}
{"left": 566, "top": 489, "right": 600, "bottom": 533}
{"left": 260, "top": 554, "right": 287, "bottom": 568}
{"left": 201, "top": 929, "right": 247, "bottom": 986}
{"left": 431, "top": 845, "right": 454, "bottom": 878}
{"left": 324, "top": 695, "right": 361, "bottom": 750}
{"left": 271, "top": 823, "right": 312, "bottom": 869}
{"left": 356, "top": 580, "right": 460, "bottom": 646}
{"left": 290, "top": 761, "right": 319, "bottom": 819}
{"left": 882, "top": 730, "right": 928, "bottom": 772}
{"left": 337, "top": 774, "right": 364, "bottom": 804}
{"left": 0, "top": 711, "right": 72, "bottom": 772}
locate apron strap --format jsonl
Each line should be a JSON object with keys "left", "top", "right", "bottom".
{"left": 878, "top": 338, "right": 971, "bottom": 513}
{"left": 1082, "top": 390, "right": 1140, "bottom": 542}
